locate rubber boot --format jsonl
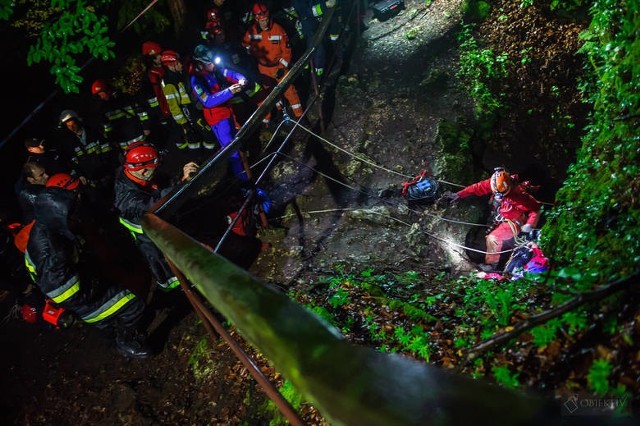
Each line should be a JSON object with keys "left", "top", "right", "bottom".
{"left": 115, "top": 328, "right": 151, "bottom": 359}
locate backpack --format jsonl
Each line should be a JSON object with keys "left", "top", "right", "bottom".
{"left": 401, "top": 169, "right": 440, "bottom": 206}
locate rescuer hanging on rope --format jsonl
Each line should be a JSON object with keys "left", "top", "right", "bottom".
{"left": 445, "top": 167, "right": 541, "bottom": 271}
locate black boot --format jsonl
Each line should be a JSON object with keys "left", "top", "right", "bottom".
{"left": 115, "top": 328, "right": 151, "bottom": 359}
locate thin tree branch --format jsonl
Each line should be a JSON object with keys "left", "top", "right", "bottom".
{"left": 465, "top": 271, "right": 640, "bottom": 357}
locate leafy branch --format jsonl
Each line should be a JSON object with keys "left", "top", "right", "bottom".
{"left": 465, "top": 271, "right": 639, "bottom": 357}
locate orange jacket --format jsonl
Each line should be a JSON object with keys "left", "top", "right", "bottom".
{"left": 242, "top": 21, "right": 292, "bottom": 72}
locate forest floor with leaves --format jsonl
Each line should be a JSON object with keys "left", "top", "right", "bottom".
{"left": 1, "top": 0, "right": 638, "bottom": 424}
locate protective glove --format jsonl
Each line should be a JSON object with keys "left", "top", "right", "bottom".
{"left": 443, "top": 191, "right": 459, "bottom": 203}
{"left": 326, "top": 0, "right": 336, "bottom": 7}
{"left": 196, "top": 117, "right": 210, "bottom": 132}
{"left": 256, "top": 187, "right": 272, "bottom": 214}
{"left": 275, "top": 67, "right": 285, "bottom": 80}
{"left": 520, "top": 224, "right": 533, "bottom": 234}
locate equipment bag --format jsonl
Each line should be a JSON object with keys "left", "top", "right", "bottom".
{"left": 370, "top": 0, "right": 405, "bottom": 22}
{"left": 402, "top": 169, "right": 440, "bottom": 206}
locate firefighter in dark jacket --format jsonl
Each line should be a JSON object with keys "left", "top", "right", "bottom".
{"left": 58, "top": 109, "right": 118, "bottom": 208}
{"left": 113, "top": 145, "right": 198, "bottom": 292}
{"left": 91, "top": 79, "right": 152, "bottom": 152}
{"left": 25, "top": 174, "right": 150, "bottom": 358}
{"left": 291, "top": 0, "right": 339, "bottom": 78}
{"left": 159, "top": 50, "right": 216, "bottom": 158}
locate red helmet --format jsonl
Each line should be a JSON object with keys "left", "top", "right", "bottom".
{"left": 91, "top": 79, "right": 109, "bottom": 95}
{"left": 205, "top": 20, "right": 224, "bottom": 36}
{"left": 490, "top": 167, "right": 512, "bottom": 195}
{"left": 46, "top": 173, "right": 80, "bottom": 191}
{"left": 160, "top": 50, "right": 180, "bottom": 66}
{"left": 206, "top": 7, "right": 221, "bottom": 22}
{"left": 141, "top": 40, "right": 162, "bottom": 56}
{"left": 124, "top": 145, "right": 159, "bottom": 171}
{"left": 252, "top": 2, "right": 269, "bottom": 19}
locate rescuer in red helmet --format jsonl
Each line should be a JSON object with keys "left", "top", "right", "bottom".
{"left": 25, "top": 173, "right": 151, "bottom": 358}
{"left": 242, "top": 3, "right": 305, "bottom": 125}
{"left": 113, "top": 144, "right": 198, "bottom": 292}
{"left": 91, "top": 78, "right": 153, "bottom": 151}
{"left": 158, "top": 49, "right": 217, "bottom": 160}
{"left": 141, "top": 40, "right": 171, "bottom": 123}
{"left": 141, "top": 40, "right": 176, "bottom": 136}
{"left": 445, "top": 167, "right": 542, "bottom": 271}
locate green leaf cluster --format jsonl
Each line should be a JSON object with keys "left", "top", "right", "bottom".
{"left": 491, "top": 364, "right": 520, "bottom": 389}
{"left": 456, "top": 23, "right": 509, "bottom": 123}
{"left": 26, "top": 0, "right": 114, "bottom": 93}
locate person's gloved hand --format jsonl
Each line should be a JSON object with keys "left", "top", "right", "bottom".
{"left": 196, "top": 117, "right": 209, "bottom": 132}
{"left": 443, "top": 191, "right": 459, "bottom": 203}
{"left": 520, "top": 224, "right": 533, "bottom": 234}
{"left": 326, "top": 0, "right": 336, "bottom": 7}
{"left": 275, "top": 67, "right": 286, "bottom": 79}
{"left": 256, "top": 187, "right": 272, "bottom": 214}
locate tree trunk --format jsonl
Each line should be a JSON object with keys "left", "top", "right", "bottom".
{"left": 167, "top": 0, "right": 187, "bottom": 36}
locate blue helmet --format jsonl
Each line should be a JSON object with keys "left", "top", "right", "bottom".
{"left": 193, "top": 44, "right": 215, "bottom": 65}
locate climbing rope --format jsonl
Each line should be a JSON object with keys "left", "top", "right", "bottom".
{"left": 271, "top": 151, "right": 515, "bottom": 258}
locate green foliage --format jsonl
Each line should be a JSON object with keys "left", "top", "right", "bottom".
{"left": 530, "top": 318, "right": 562, "bottom": 348}
{"left": 188, "top": 336, "right": 215, "bottom": 382}
{"left": 491, "top": 364, "right": 520, "bottom": 389}
{"left": 541, "top": 0, "right": 640, "bottom": 282}
{"left": 460, "top": 277, "right": 533, "bottom": 334}
{"left": 328, "top": 287, "right": 350, "bottom": 309}
{"left": 393, "top": 325, "right": 431, "bottom": 361}
{"left": 2, "top": 0, "right": 173, "bottom": 94}
{"left": 549, "top": 0, "right": 591, "bottom": 14}
{"left": 587, "top": 358, "right": 612, "bottom": 396}
{"left": 463, "top": 0, "right": 491, "bottom": 20}
{"left": 23, "top": 0, "right": 114, "bottom": 93}
{"left": 0, "top": 0, "right": 13, "bottom": 20}
{"left": 260, "top": 380, "right": 305, "bottom": 426}
{"left": 308, "top": 305, "right": 339, "bottom": 327}
{"left": 456, "top": 24, "right": 510, "bottom": 123}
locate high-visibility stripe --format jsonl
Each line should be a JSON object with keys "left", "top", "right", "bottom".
{"left": 119, "top": 135, "right": 145, "bottom": 150}
{"left": 119, "top": 217, "right": 143, "bottom": 235}
{"left": 47, "top": 274, "right": 81, "bottom": 303}
{"left": 158, "top": 276, "right": 180, "bottom": 290}
{"left": 81, "top": 291, "right": 136, "bottom": 324}
{"left": 312, "top": 4, "right": 323, "bottom": 17}
{"left": 24, "top": 250, "right": 37, "bottom": 282}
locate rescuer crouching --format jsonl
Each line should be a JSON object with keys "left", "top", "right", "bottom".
{"left": 25, "top": 174, "right": 151, "bottom": 359}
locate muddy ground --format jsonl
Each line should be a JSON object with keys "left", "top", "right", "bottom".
{"left": 4, "top": 1, "right": 632, "bottom": 424}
